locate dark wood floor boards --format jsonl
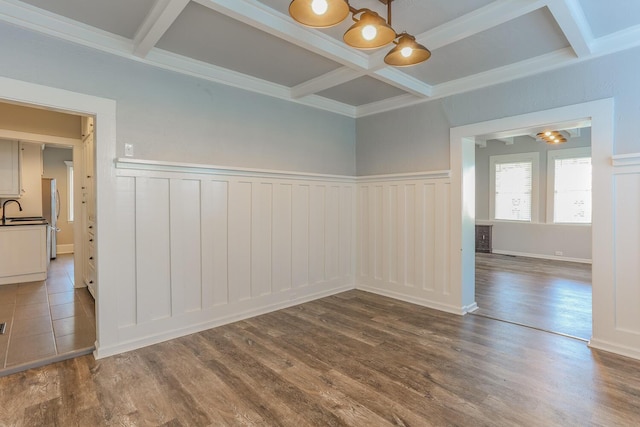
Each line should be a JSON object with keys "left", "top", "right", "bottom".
{"left": 2, "top": 290, "right": 640, "bottom": 426}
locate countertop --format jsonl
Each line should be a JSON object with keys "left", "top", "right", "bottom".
{"left": 0, "top": 217, "right": 49, "bottom": 227}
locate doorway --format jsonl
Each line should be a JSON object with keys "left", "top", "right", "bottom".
{"left": 470, "top": 126, "right": 593, "bottom": 340}
{"left": 0, "top": 102, "right": 96, "bottom": 375}
{"left": 450, "top": 98, "right": 615, "bottom": 350}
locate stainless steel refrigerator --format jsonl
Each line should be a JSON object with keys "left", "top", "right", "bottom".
{"left": 42, "top": 178, "right": 60, "bottom": 259}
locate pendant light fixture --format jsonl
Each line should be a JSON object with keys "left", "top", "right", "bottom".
{"left": 289, "top": 0, "right": 431, "bottom": 66}
{"left": 384, "top": 32, "right": 431, "bottom": 66}
{"left": 343, "top": 10, "right": 396, "bottom": 49}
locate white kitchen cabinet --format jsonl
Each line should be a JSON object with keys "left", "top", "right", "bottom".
{"left": 0, "top": 225, "right": 47, "bottom": 285}
{"left": 0, "top": 139, "right": 21, "bottom": 198}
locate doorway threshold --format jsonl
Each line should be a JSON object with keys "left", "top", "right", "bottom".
{"left": 0, "top": 346, "right": 94, "bottom": 378}
{"left": 468, "top": 311, "right": 589, "bottom": 343}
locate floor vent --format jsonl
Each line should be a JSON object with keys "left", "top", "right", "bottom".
{"left": 0, "top": 323, "right": 5, "bottom": 335}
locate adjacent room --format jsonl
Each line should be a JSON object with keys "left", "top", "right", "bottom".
{"left": 472, "top": 126, "right": 593, "bottom": 340}
{"left": 1, "top": 0, "right": 640, "bottom": 425}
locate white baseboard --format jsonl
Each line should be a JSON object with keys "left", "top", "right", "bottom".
{"left": 491, "top": 249, "right": 592, "bottom": 264}
{"left": 56, "top": 244, "right": 74, "bottom": 255}
{"left": 589, "top": 338, "right": 640, "bottom": 361}
{"left": 94, "top": 283, "right": 355, "bottom": 359}
{"left": 356, "top": 285, "right": 475, "bottom": 315}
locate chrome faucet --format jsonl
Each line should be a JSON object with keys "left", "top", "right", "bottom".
{"left": 1, "top": 199, "right": 22, "bottom": 224}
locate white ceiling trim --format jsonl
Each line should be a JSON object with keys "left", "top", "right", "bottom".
{"left": 546, "top": 0, "right": 592, "bottom": 57}
{"left": 132, "top": 0, "right": 190, "bottom": 57}
{"left": 591, "top": 24, "right": 640, "bottom": 56}
{"left": 291, "top": 67, "right": 364, "bottom": 99}
{"left": 0, "top": 0, "right": 134, "bottom": 55}
{"left": 372, "top": 68, "right": 433, "bottom": 98}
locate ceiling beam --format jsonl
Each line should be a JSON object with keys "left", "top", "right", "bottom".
{"left": 546, "top": 0, "right": 592, "bottom": 57}
{"left": 291, "top": 67, "right": 364, "bottom": 99}
{"left": 133, "top": 0, "right": 190, "bottom": 58}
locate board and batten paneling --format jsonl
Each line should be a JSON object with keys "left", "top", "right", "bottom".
{"left": 109, "top": 159, "right": 355, "bottom": 355}
{"left": 356, "top": 172, "right": 461, "bottom": 314}
{"left": 604, "top": 154, "right": 640, "bottom": 350}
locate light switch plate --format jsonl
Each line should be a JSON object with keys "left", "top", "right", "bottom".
{"left": 124, "top": 143, "right": 134, "bottom": 157}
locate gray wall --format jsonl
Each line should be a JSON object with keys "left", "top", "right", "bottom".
{"left": 0, "top": 23, "right": 355, "bottom": 175}
{"left": 357, "top": 46, "right": 640, "bottom": 175}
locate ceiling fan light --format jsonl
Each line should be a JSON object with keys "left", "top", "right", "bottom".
{"left": 343, "top": 10, "right": 396, "bottom": 49}
{"left": 384, "top": 33, "right": 431, "bottom": 66}
{"left": 289, "top": 0, "right": 349, "bottom": 28}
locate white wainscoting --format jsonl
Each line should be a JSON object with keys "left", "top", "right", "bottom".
{"left": 99, "top": 159, "right": 355, "bottom": 357}
{"left": 590, "top": 153, "right": 640, "bottom": 359}
{"left": 356, "top": 172, "right": 467, "bottom": 314}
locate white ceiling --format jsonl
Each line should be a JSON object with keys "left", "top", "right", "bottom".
{"left": 2, "top": 0, "right": 640, "bottom": 117}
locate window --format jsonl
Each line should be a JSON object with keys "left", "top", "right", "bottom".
{"left": 65, "top": 160, "right": 74, "bottom": 222}
{"left": 547, "top": 148, "right": 591, "bottom": 224}
{"left": 490, "top": 153, "right": 539, "bottom": 222}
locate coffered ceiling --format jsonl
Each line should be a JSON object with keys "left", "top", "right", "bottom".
{"left": 2, "top": 0, "right": 639, "bottom": 117}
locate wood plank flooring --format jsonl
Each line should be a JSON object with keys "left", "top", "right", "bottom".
{"left": 2, "top": 290, "right": 639, "bottom": 426}
{"left": 474, "top": 253, "right": 592, "bottom": 340}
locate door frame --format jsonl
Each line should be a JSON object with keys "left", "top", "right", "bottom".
{"left": 0, "top": 75, "right": 117, "bottom": 356}
{"left": 450, "top": 98, "right": 614, "bottom": 350}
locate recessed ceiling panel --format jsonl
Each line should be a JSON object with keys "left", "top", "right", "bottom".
{"left": 317, "top": 76, "right": 408, "bottom": 106}
{"left": 578, "top": 0, "right": 640, "bottom": 38}
{"left": 156, "top": 2, "right": 344, "bottom": 87}
{"left": 18, "top": 0, "right": 156, "bottom": 38}
{"left": 403, "top": 8, "right": 570, "bottom": 85}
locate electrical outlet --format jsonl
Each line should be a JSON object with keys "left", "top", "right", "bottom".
{"left": 555, "top": 251, "right": 563, "bottom": 256}
{"left": 124, "top": 143, "right": 134, "bottom": 157}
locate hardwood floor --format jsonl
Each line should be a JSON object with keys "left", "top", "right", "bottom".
{"left": 474, "top": 253, "right": 592, "bottom": 340}
{"left": 2, "top": 290, "right": 639, "bottom": 426}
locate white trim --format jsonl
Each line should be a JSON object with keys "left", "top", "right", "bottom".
{"left": 356, "top": 170, "right": 451, "bottom": 183}
{"left": 589, "top": 338, "right": 640, "bottom": 361}
{"left": 612, "top": 153, "right": 640, "bottom": 167}
{"left": 114, "top": 158, "right": 355, "bottom": 182}
{"left": 491, "top": 249, "right": 591, "bottom": 264}
{"left": 546, "top": 0, "right": 592, "bottom": 57}
{"left": 489, "top": 152, "right": 540, "bottom": 222}
{"left": 357, "top": 286, "right": 478, "bottom": 316}
{"left": 132, "top": 0, "right": 190, "bottom": 58}
{"left": 56, "top": 243, "right": 74, "bottom": 254}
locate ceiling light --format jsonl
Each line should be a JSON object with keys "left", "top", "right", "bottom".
{"left": 344, "top": 10, "right": 396, "bottom": 49}
{"left": 384, "top": 32, "right": 431, "bottom": 66}
{"left": 289, "top": 0, "right": 431, "bottom": 67}
{"left": 536, "top": 131, "right": 568, "bottom": 144}
{"left": 289, "top": 0, "right": 350, "bottom": 28}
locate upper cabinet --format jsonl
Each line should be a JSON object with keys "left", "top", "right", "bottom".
{"left": 0, "top": 139, "right": 22, "bottom": 198}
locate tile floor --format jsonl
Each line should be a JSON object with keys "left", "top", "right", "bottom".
{"left": 0, "top": 254, "right": 95, "bottom": 373}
